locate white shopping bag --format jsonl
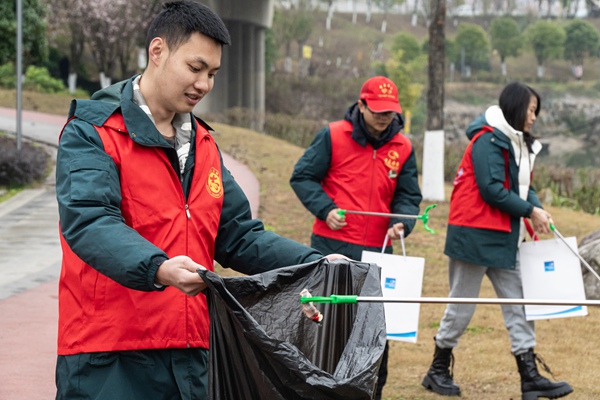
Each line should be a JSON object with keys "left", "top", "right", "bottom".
{"left": 519, "top": 236, "right": 588, "bottom": 321}
{"left": 361, "top": 250, "right": 424, "bottom": 343}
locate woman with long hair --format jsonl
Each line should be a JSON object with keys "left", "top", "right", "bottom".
{"left": 421, "top": 82, "right": 573, "bottom": 399}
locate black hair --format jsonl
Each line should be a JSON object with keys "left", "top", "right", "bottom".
{"left": 498, "top": 82, "right": 541, "bottom": 132}
{"left": 498, "top": 82, "right": 540, "bottom": 151}
{"left": 145, "top": 1, "right": 231, "bottom": 57}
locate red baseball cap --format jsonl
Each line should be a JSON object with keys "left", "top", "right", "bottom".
{"left": 359, "top": 76, "right": 402, "bottom": 113}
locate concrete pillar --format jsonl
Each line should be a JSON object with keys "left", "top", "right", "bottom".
{"left": 197, "top": 0, "right": 274, "bottom": 122}
{"left": 254, "top": 27, "right": 266, "bottom": 132}
{"left": 195, "top": 37, "right": 229, "bottom": 117}
{"left": 228, "top": 22, "right": 244, "bottom": 108}
{"left": 218, "top": 43, "right": 229, "bottom": 110}
{"left": 242, "top": 23, "right": 255, "bottom": 110}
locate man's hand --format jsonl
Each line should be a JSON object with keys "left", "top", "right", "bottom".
{"left": 530, "top": 206, "right": 553, "bottom": 235}
{"left": 155, "top": 255, "right": 207, "bottom": 296}
{"left": 326, "top": 208, "right": 347, "bottom": 230}
{"left": 386, "top": 222, "right": 405, "bottom": 240}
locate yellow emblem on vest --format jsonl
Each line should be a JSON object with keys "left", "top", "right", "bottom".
{"left": 384, "top": 150, "right": 400, "bottom": 171}
{"left": 206, "top": 167, "right": 223, "bottom": 198}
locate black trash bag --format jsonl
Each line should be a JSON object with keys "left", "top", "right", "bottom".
{"left": 198, "top": 258, "right": 386, "bottom": 400}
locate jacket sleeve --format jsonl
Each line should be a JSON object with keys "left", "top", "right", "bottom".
{"left": 289, "top": 127, "right": 337, "bottom": 220}
{"left": 390, "top": 148, "right": 423, "bottom": 237}
{"left": 471, "top": 134, "right": 534, "bottom": 217}
{"left": 214, "top": 154, "right": 322, "bottom": 275}
{"left": 56, "top": 118, "right": 168, "bottom": 292}
{"left": 526, "top": 185, "right": 543, "bottom": 211}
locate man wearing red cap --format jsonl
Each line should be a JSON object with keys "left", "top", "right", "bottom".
{"left": 290, "top": 76, "right": 423, "bottom": 399}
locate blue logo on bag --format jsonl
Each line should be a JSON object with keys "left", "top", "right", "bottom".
{"left": 544, "top": 261, "right": 555, "bottom": 272}
{"left": 385, "top": 277, "right": 396, "bottom": 289}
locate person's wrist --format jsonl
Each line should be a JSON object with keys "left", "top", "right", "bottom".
{"left": 152, "top": 255, "right": 169, "bottom": 289}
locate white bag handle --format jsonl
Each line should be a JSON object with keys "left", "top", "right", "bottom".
{"left": 380, "top": 232, "right": 406, "bottom": 260}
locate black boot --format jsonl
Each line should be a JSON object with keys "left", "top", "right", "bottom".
{"left": 515, "top": 349, "right": 573, "bottom": 400}
{"left": 422, "top": 343, "right": 461, "bottom": 396}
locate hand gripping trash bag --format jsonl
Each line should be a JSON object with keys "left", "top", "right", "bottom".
{"left": 198, "top": 258, "right": 386, "bottom": 400}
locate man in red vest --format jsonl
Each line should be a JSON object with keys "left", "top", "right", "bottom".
{"left": 290, "top": 76, "right": 423, "bottom": 399}
{"left": 55, "top": 2, "right": 342, "bottom": 399}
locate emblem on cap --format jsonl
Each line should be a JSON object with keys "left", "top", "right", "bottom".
{"left": 379, "top": 83, "right": 394, "bottom": 96}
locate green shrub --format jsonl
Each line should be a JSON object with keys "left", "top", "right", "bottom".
{"left": 24, "top": 65, "right": 65, "bottom": 93}
{"left": 0, "top": 63, "right": 15, "bottom": 88}
{"left": 0, "top": 63, "right": 66, "bottom": 93}
{"left": 573, "top": 168, "right": 600, "bottom": 215}
{"left": 0, "top": 135, "right": 50, "bottom": 186}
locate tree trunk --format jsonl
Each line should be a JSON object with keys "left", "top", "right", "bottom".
{"left": 99, "top": 72, "right": 111, "bottom": 89}
{"left": 571, "top": 0, "right": 579, "bottom": 17}
{"left": 68, "top": 24, "right": 84, "bottom": 94}
{"left": 423, "top": 0, "right": 447, "bottom": 202}
{"left": 412, "top": 0, "right": 419, "bottom": 26}
{"left": 284, "top": 42, "right": 292, "bottom": 73}
{"left": 68, "top": 72, "right": 77, "bottom": 95}
{"left": 326, "top": 3, "right": 334, "bottom": 31}
{"left": 426, "top": 0, "right": 445, "bottom": 131}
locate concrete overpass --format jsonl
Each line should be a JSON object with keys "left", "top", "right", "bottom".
{"left": 198, "top": 0, "right": 274, "bottom": 130}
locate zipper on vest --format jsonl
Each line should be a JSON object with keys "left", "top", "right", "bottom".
{"left": 185, "top": 204, "right": 191, "bottom": 219}
{"left": 365, "top": 150, "right": 378, "bottom": 243}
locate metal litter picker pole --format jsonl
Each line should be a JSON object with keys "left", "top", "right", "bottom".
{"left": 300, "top": 295, "right": 600, "bottom": 307}
{"left": 550, "top": 223, "right": 600, "bottom": 283}
{"left": 338, "top": 204, "right": 437, "bottom": 234}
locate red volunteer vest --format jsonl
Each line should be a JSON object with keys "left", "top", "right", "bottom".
{"left": 58, "top": 113, "right": 223, "bottom": 355}
{"left": 312, "top": 120, "right": 412, "bottom": 247}
{"left": 448, "top": 127, "right": 511, "bottom": 232}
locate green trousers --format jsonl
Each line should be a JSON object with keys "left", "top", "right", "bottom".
{"left": 55, "top": 348, "right": 209, "bottom": 400}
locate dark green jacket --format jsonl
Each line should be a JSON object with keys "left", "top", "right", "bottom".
{"left": 444, "top": 113, "right": 543, "bottom": 269}
{"left": 56, "top": 76, "right": 322, "bottom": 292}
{"left": 290, "top": 103, "right": 422, "bottom": 259}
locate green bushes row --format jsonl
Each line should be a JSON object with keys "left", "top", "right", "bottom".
{"left": 533, "top": 164, "right": 600, "bottom": 215}
{"left": 0, "top": 63, "right": 65, "bottom": 93}
{"left": 0, "top": 135, "right": 51, "bottom": 186}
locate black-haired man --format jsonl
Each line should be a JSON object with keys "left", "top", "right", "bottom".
{"left": 55, "top": 2, "right": 341, "bottom": 398}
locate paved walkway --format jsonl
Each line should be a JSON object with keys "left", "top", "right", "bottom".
{"left": 0, "top": 107, "right": 260, "bottom": 399}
